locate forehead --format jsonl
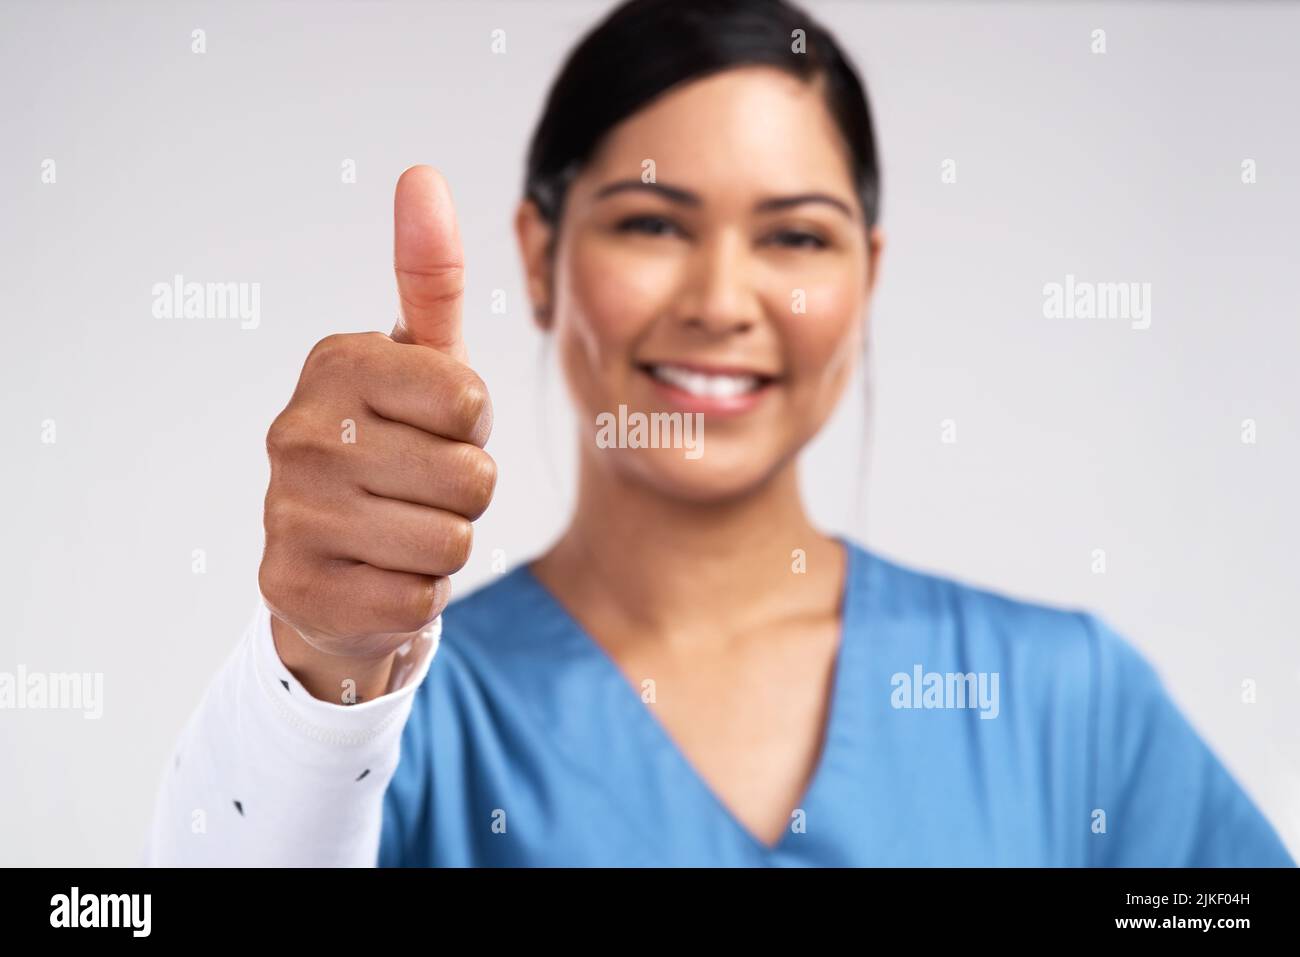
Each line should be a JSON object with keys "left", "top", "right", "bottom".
{"left": 577, "top": 65, "right": 855, "bottom": 201}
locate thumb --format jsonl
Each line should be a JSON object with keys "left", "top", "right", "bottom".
{"left": 391, "top": 165, "right": 467, "bottom": 362}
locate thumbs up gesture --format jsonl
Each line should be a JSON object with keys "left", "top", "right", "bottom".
{"left": 259, "top": 166, "right": 496, "bottom": 701}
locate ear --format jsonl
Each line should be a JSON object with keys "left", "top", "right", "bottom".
{"left": 856, "top": 225, "right": 885, "bottom": 349}
{"left": 865, "top": 225, "right": 885, "bottom": 299}
{"left": 514, "top": 198, "right": 555, "bottom": 331}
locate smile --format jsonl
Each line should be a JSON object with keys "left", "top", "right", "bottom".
{"left": 638, "top": 362, "right": 775, "bottom": 398}
{"left": 635, "top": 361, "right": 779, "bottom": 417}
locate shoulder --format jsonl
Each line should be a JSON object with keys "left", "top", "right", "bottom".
{"left": 845, "top": 539, "right": 1172, "bottom": 746}
{"left": 849, "top": 539, "right": 1130, "bottom": 672}
{"left": 849, "top": 542, "right": 1294, "bottom": 865}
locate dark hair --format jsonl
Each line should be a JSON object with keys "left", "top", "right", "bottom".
{"left": 523, "top": 0, "right": 881, "bottom": 249}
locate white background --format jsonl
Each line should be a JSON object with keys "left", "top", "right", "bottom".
{"left": 1, "top": 0, "right": 1296, "bottom": 864}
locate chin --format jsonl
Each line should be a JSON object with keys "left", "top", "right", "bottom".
{"left": 611, "top": 442, "right": 784, "bottom": 507}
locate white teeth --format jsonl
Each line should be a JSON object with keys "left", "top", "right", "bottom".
{"left": 648, "top": 364, "right": 761, "bottom": 398}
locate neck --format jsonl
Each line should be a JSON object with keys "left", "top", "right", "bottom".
{"left": 532, "top": 446, "right": 846, "bottom": 646}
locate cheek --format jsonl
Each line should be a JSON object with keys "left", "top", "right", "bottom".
{"left": 775, "top": 278, "right": 863, "bottom": 390}
{"left": 559, "top": 231, "right": 677, "bottom": 368}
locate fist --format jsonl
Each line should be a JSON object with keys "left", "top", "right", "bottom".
{"left": 259, "top": 166, "right": 496, "bottom": 666}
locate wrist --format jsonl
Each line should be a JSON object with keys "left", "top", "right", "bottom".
{"left": 269, "top": 613, "right": 398, "bottom": 705}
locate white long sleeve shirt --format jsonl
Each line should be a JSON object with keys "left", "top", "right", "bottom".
{"left": 142, "top": 601, "right": 439, "bottom": 867}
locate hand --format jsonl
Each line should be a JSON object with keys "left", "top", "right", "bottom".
{"left": 257, "top": 166, "right": 495, "bottom": 699}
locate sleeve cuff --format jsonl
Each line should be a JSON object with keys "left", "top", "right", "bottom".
{"left": 249, "top": 601, "right": 440, "bottom": 747}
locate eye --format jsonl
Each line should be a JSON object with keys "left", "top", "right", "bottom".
{"left": 615, "top": 214, "right": 684, "bottom": 238}
{"left": 764, "top": 229, "right": 829, "bottom": 250}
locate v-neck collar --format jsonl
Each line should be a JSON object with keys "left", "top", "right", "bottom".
{"left": 513, "top": 537, "right": 873, "bottom": 860}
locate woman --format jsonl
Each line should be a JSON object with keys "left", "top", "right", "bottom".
{"left": 145, "top": 0, "right": 1293, "bottom": 866}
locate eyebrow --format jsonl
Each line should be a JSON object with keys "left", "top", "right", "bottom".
{"left": 592, "top": 179, "right": 856, "bottom": 220}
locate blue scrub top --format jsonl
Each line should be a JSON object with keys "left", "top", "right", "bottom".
{"left": 378, "top": 540, "right": 1294, "bottom": 866}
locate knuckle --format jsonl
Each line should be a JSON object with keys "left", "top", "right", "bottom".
{"left": 262, "top": 495, "right": 305, "bottom": 542}
{"left": 268, "top": 409, "right": 343, "bottom": 471}
{"left": 449, "top": 371, "right": 490, "bottom": 440}
{"left": 306, "top": 333, "right": 347, "bottom": 370}
{"left": 457, "top": 447, "right": 497, "bottom": 517}
{"left": 443, "top": 515, "right": 474, "bottom": 569}
{"left": 395, "top": 577, "right": 447, "bottom": 632}
{"left": 266, "top": 409, "right": 312, "bottom": 460}
{"left": 257, "top": 551, "right": 303, "bottom": 612}
{"left": 397, "top": 262, "right": 465, "bottom": 305}
{"left": 257, "top": 553, "right": 282, "bottom": 604}
{"left": 306, "top": 332, "right": 372, "bottom": 378}
{"left": 261, "top": 495, "right": 286, "bottom": 538}
{"left": 265, "top": 413, "right": 290, "bottom": 459}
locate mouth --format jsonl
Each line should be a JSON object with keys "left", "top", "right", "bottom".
{"left": 635, "top": 360, "right": 780, "bottom": 414}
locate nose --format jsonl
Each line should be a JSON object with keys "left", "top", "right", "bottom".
{"left": 672, "top": 230, "right": 761, "bottom": 336}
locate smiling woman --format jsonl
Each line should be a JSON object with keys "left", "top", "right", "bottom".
{"left": 143, "top": 0, "right": 1294, "bottom": 867}
{"left": 521, "top": 61, "right": 878, "bottom": 508}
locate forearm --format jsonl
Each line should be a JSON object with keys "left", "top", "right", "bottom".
{"left": 143, "top": 601, "right": 437, "bottom": 867}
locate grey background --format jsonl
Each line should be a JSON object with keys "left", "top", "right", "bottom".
{"left": 1, "top": 0, "right": 1297, "bottom": 865}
